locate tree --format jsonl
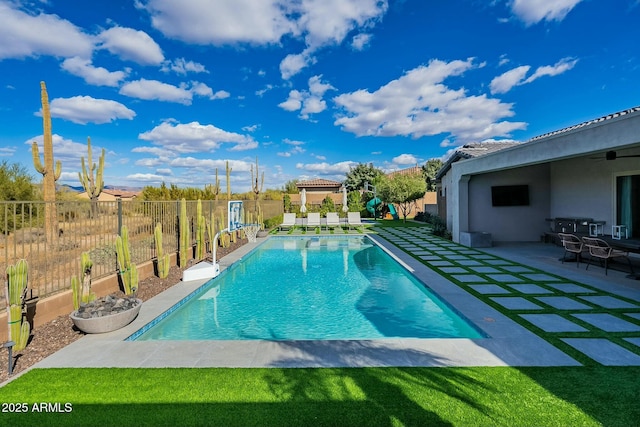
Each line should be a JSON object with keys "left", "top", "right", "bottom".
{"left": 377, "top": 173, "right": 426, "bottom": 222}
{"left": 343, "top": 163, "right": 383, "bottom": 192}
{"left": 422, "top": 159, "right": 443, "bottom": 192}
{"left": 282, "top": 179, "right": 298, "bottom": 194}
{"left": 0, "top": 161, "right": 35, "bottom": 202}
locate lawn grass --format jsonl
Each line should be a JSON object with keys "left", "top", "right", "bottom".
{"left": 1, "top": 366, "right": 639, "bottom": 426}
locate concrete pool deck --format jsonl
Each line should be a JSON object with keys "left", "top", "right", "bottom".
{"left": 34, "top": 227, "right": 640, "bottom": 370}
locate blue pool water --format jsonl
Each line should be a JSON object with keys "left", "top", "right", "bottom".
{"left": 130, "top": 236, "right": 483, "bottom": 341}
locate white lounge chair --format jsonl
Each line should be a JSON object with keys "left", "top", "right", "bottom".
{"left": 347, "top": 212, "right": 365, "bottom": 230}
{"left": 326, "top": 212, "right": 341, "bottom": 231}
{"left": 306, "top": 212, "right": 321, "bottom": 231}
{"left": 279, "top": 213, "right": 296, "bottom": 231}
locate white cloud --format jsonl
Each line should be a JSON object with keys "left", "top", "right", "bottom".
{"left": 0, "top": 2, "right": 94, "bottom": 59}
{"left": 0, "top": 146, "right": 16, "bottom": 156}
{"left": 351, "top": 33, "right": 372, "bottom": 50}
{"left": 279, "top": 75, "right": 336, "bottom": 119}
{"left": 392, "top": 154, "right": 418, "bottom": 165}
{"left": 29, "top": 134, "right": 91, "bottom": 166}
{"left": 295, "top": 161, "right": 357, "bottom": 175}
{"left": 119, "top": 79, "right": 226, "bottom": 104}
{"left": 138, "top": 121, "right": 257, "bottom": 153}
{"left": 490, "top": 65, "right": 531, "bottom": 94}
{"left": 490, "top": 58, "right": 577, "bottom": 94}
{"left": 61, "top": 57, "right": 128, "bottom": 87}
{"left": 510, "top": 0, "right": 583, "bottom": 26}
{"left": 277, "top": 138, "right": 306, "bottom": 157}
{"left": 47, "top": 96, "right": 136, "bottom": 124}
{"left": 161, "top": 58, "right": 208, "bottom": 75}
{"left": 97, "top": 26, "right": 164, "bottom": 65}
{"left": 333, "top": 58, "right": 527, "bottom": 142}
{"left": 138, "top": 0, "right": 388, "bottom": 79}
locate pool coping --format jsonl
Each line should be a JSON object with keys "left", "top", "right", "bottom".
{"left": 34, "top": 234, "right": 580, "bottom": 370}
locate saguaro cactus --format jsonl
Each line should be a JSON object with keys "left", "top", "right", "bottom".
{"left": 32, "top": 81, "right": 61, "bottom": 242}
{"left": 115, "top": 225, "right": 138, "bottom": 295}
{"left": 154, "top": 223, "right": 170, "bottom": 279}
{"left": 5, "top": 259, "right": 30, "bottom": 351}
{"left": 78, "top": 137, "right": 105, "bottom": 218}
{"left": 195, "top": 199, "right": 206, "bottom": 260}
{"left": 71, "top": 252, "right": 96, "bottom": 310}
{"left": 179, "top": 198, "right": 190, "bottom": 267}
{"left": 225, "top": 161, "right": 232, "bottom": 201}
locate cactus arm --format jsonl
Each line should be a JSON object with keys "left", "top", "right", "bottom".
{"left": 115, "top": 226, "right": 138, "bottom": 295}
{"left": 32, "top": 142, "right": 45, "bottom": 174}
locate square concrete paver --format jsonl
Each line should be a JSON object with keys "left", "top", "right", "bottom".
{"left": 451, "top": 274, "right": 487, "bottom": 283}
{"left": 487, "top": 274, "right": 524, "bottom": 283}
{"left": 507, "top": 284, "right": 554, "bottom": 294}
{"left": 571, "top": 314, "right": 640, "bottom": 332}
{"left": 562, "top": 339, "right": 640, "bottom": 365}
{"left": 419, "top": 255, "right": 441, "bottom": 261}
{"left": 430, "top": 260, "right": 454, "bottom": 267}
{"left": 626, "top": 313, "right": 640, "bottom": 321}
{"left": 457, "top": 260, "right": 483, "bottom": 266}
{"left": 523, "top": 274, "right": 561, "bottom": 282}
{"left": 625, "top": 338, "right": 640, "bottom": 348}
{"left": 440, "top": 267, "right": 468, "bottom": 274}
{"left": 468, "top": 284, "right": 510, "bottom": 294}
{"left": 535, "top": 297, "right": 592, "bottom": 310}
{"left": 470, "top": 266, "right": 501, "bottom": 274}
{"left": 578, "top": 296, "right": 639, "bottom": 309}
{"left": 490, "top": 297, "right": 543, "bottom": 310}
{"left": 520, "top": 314, "right": 588, "bottom": 332}
{"left": 544, "top": 283, "right": 596, "bottom": 294}
{"left": 500, "top": 266, "right": 534, "bottom": 273}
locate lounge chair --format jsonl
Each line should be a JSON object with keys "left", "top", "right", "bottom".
{"left": 306, "top": 212, "right": 321, "bottom": 231}
{"left": 326, "top": 212, "right": 341, "bottom": 231}
{"left": 558, "top": 233, "right": 584, "bottom": 267}
{"left": 279, "top": 213, "right": 296, "bottom": 231}
{"left": 582, "top": 237, "right": 635, "bottom": 276}
{"left": 347, "top": 212, "right": 365, "bottom": 230}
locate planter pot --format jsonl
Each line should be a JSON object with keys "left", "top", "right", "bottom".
{"left": 257, "top": 230, "right": 270, "bottom": 238}
{"left": 70, "top": 298, "right": 142, "bottom": 334}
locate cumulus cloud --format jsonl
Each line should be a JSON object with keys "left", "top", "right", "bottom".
{"left": 333, "top": 58, "right": 526, "bottom": 142}
{"left": 138, "top": 121, "right": 258, "bottom": 153}
{"left": 161, "top": 58, "right": 208, "bottom": 74}
{"left": 509, "top": 0, "right": 583, "bottom": 26}
{"left": 351, "top": 33, "right": 372, "bottom": 50}
{"left": 295, "top": 161, "right": 357, "bottom": 175}
{"left": 279, "top": 75, "right": 336, "bottom": 119}
{"left": 97, "top": 26, "right": 164, "bottom": 65}
{"left": 139, "top": 0, "right": 388, "bottom": 79}
{"left": 119, "top": 79, "right": 227, "bottom": 104}
{"left": 392, "top": 154, "right": 418, "bottom": 165}
{"left": 277, "top": 138, "right": 306, "bottom": 157}
{"left": 28, "top": 134, "right": 92, "bottom": 165}
{"left": 0, "top": 2, "right": 94, "bottom": 59}
{"left": 490, "top": 58, "right": 578, "bottom": 94}
{"left": 61, "top": 57, "right": 128, "bottom": 87}
{"left": 45, "top": 96, "right": 136, "bottom": 124}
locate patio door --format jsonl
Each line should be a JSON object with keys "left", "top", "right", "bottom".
{"left": 616, "top": 174, "right": 639, "bottom": 238}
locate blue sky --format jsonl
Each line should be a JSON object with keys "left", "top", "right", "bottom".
{"left": 1, "top": 0, "right": 639, "bottom": 192}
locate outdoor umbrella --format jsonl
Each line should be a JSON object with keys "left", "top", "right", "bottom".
{"left": 300, "top": 189, "right": 307, "bottom": 213}
{"left": 342, "top": 186, "right": 349, "bottom": 212}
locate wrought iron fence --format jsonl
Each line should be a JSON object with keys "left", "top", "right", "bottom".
{"left": 1, "top": 199, "right": 283, "bottom": 310}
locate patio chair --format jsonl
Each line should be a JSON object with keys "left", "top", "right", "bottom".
{"left": 306, "top": 212, "right": 321, "bottom": 231}
{"left": 279, "top": 213, "right": 296, "bottom": 231}
{"left": 326, "top": 212, "right": 341, "bottom": 231}
{"left": 582, "top": 237, "right": 635, "bottom": 276}
{"left": 558, "top": 233, "right": 585, "bottom": 267}
{"left": 347, "top": 212, "right": 365, "bottom": 230}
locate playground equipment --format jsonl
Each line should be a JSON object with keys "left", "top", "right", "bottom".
{"left": 366, "top": 197, "right": 398, "bottom": 220}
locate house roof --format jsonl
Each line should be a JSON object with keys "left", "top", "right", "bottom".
{"left": 296, "top": 179, "right": 343, "bottom": 189}
{"left": 387, "top": 166, "right": 422, "bottom": 177}
{"left": 435, "top": 142, "right": 520, "bottom": 180}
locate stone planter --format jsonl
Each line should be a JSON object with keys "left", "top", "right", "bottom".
{"left": 70, "top": 296, "right": 143, "bottom": 334}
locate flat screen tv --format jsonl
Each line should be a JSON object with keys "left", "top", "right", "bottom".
{"left": 491, "top": 185, "right": 530, "bottom": 207}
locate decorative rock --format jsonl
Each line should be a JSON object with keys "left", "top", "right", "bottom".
{"left": 70, "top": 295, "right": 142, "bottom": 334}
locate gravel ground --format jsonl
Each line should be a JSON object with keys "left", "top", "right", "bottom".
{"left": 0, "top": 239, "right": 247, "bottom": 383}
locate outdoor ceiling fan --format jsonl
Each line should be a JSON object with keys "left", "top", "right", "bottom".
{"left": 591, "top": 150, "right": 640, "bottom": 160}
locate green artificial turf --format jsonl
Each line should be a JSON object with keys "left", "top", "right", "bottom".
{"left": 1, "top": 366, "right": 638, "bottom": 426}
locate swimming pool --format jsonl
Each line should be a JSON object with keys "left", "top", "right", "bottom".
{"left": 129, "top": 235, "right": 484, "bottom": 341}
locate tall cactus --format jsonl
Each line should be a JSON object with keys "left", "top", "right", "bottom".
{"left": 5, "top": 259, "right": 30, "bottom": 351}
{"left": 78, "top": 137, "right": 105, "bottom": 218}
{"left": 179, "top": 198, "right": 190, "bottom": 267}
{"left": 195, "top": 199, "right": 206, "bottom": 260}
{"left": 32, "top": 81, "right": 61, "bottom": 242}
{"left": 225, "top": 161, "right": 232, "bottom": 201}
{"left": 71, "top": 252, "right": 95, "bottom": 310}
{"left": 154, "top": 223, "right": 170, "bottom": 279}
{"left": 115, "top": 225, "right": 138, "bottom": 295}
{"left": 212, "top": 168, "right": 221, "bottom": 201}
